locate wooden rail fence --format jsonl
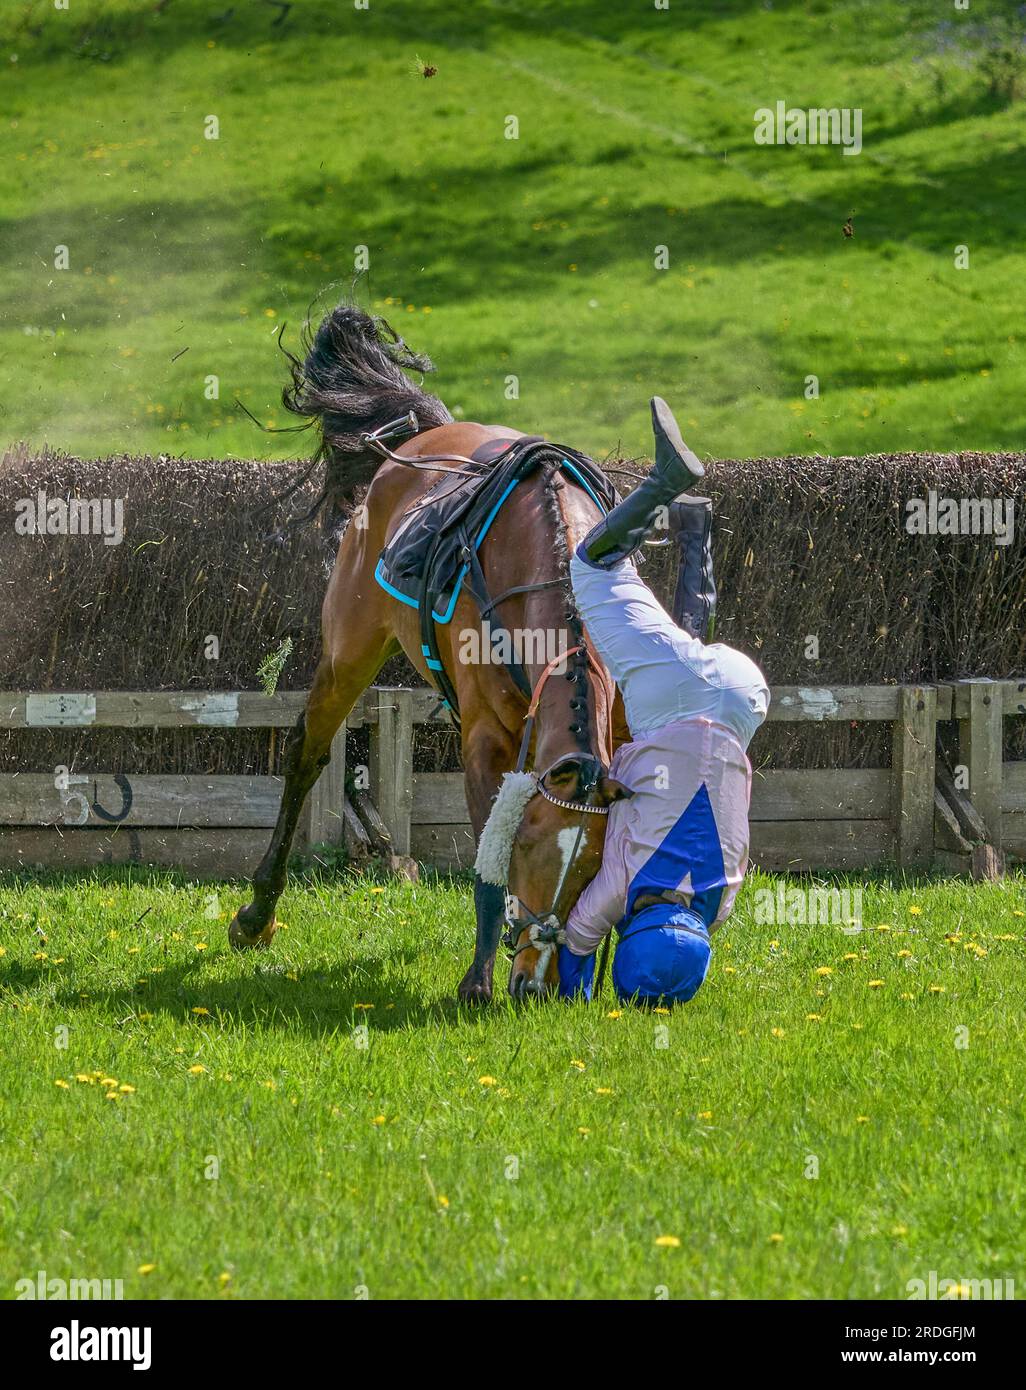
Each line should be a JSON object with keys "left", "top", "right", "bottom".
{"left": 0, "top": 681, "right": 1023, "bottom": 877}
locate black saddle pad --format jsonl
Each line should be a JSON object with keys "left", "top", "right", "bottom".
{"left": 374, "top": 435, "right": 615, "bottom": 624}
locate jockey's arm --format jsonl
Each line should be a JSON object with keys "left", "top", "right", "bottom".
{"left": 564, "top": 843, "right": 629, "bottom": 956}
{"left": 556, "top": 829, "right": 630, "bottom": 1000}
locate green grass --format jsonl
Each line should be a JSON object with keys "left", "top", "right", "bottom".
{"left": 2, "top": 867, "right": 1024, "bottom": 1299}
{"left": 1, "top": 0, "right": 1024, "bottom": 462}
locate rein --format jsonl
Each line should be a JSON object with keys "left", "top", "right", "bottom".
{"left": 501, "top": 646, "right": 612, "bottom": 992}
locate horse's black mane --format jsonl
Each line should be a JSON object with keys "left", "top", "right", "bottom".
{"left": 281, "top": 300, "right": 453, "bottom": 517}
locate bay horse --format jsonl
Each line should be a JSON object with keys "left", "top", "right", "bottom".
{"left": 228, "top": 303, "right": 630, "bottom": 1002}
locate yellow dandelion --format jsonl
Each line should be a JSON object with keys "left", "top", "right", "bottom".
{"left": 578, "top": 1126, "right": 590, "bottom": 1136}
{"left": 75, "top": 1074, "right": 93, "bottom": 1084}
{"left": 874, "top": 923, "right": 891, "bottom": 933}
{"left": 900, "top": 991, "right": 913, "bottom": 999}
{"left": 697, "top": 1110, "right": 713, "bottom": 1120}
{"left": 843, "top": 952, "right": 859, "bottom": 961}
{"left": 137, "top": 1263, "right": 157, "bottom": 1276}
{"left": 354, "top": 1003, "right": 374, "bottom": 1010}
{"left": 653, "top": 1006, "right": 671, "bottom": 1015}
{"left": 928, "top": 984, "right": 945, "bottom": 994}
{"left": 867, "top": 979, "right": 885, "bottom": 988}
{"left": 569, "top": 1059, "right": 586, "bottom": 1071}
{"left": 815, "top": 966, "right": 833, "bottom": 976}
{"left": 771, "top": 1027, "right": 786, "bottom": 1038}
{"left": 369, "top": 886, "right": 386, "bottom": 895}
{"left": 371, "top": 1114, "right": 386, "bottom": 1125}
{"left": 119, "top": 1084, "right": 136, "bottom": 1094}
{"left": 897, "top": 949, "right": 913, "bottom": 959}
{"left": 188, "top": 1064, "right": 207, "bottom": 1075}
{"left": 478, "top": 1075, "right": 498, "bottom": 1086}
{"left": 856, "top": 1115, "right": 870, "bottom": 1124}
{"left": 806, "top": 1013, "right": 824, "bottom": 1022}
{"left": 769, "top": 1232, "right": 784, "bottom": 1244}
{"left": 194, "top": 942, "right": 208, "bottom": 952}
{"left": 891, "top": 1224, "right": 909, "bottom": 1237}
{"left": 100, "top": 1077, "right": 118, "bottom": 1087}
{"left": 437, "top": 1194, "right": 450, "bottom": 1208}
{"left": 191, "top": 1006, "right": 210, "bottom": 1016}
{"left": 722, "top": 965, "right": 736, "bottom": 975}
{"left": 606, "top": 1010, "right": 622, "bottom": 1019}
{"left": 218, "top": 1272, "right": 232, "bottom": 1286}
{"left": 907, "top": 905, "right": 922, "bottom": 916}
{"left": 595, "top": 1087, "right": 614, "bottom": 1095}
{"left": 654, "top": 1235, "right": 680, "bottom": 1248}
{"left": 54, "top": 1079, "right": 70, "bottom": 1089}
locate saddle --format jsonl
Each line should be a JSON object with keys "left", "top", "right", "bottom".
{"left": 374, "top": 434, "right": 618, "bottom": 726}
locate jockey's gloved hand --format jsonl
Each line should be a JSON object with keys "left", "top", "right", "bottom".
{"left": 557, "top": 944, "right": 596, "bottom": 1001}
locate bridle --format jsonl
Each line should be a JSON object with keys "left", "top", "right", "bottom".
{"left": 499, "top": 646, "right": 611, "bottom": 991}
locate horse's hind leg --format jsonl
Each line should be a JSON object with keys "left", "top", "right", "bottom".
{"left": 228, "top": 635, "right": 394, "bottom": 948}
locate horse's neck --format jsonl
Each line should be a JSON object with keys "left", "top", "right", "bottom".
{"left": 529, "top": 480, "right": 615, "bottom": 770}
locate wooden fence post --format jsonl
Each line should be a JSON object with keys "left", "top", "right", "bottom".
{"left": 957, "top": 679, "right": 1004, "bottom": 850}
{"left": 303, "top": 722, "right": 347, "bottom": 847}
{"left": 369, "top": 689, "right": 414, "bottom": 855}
{"left": 891, "top": 685, "right": 937, "bottom": 870}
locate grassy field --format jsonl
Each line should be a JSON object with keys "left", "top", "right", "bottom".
{"left": 0, "top": 0, "right": 1024, "bottom": 463}
{"left": 1, "top": 865, "right": 1023, "bottom": 1300}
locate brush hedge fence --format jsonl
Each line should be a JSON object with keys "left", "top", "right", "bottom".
{"left": 2, "top": 444, "right": 1024, "bottom": 786}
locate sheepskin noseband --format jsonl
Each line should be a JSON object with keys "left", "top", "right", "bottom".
{"left": 474, "top": 772, "right": 537, "bottom": 886}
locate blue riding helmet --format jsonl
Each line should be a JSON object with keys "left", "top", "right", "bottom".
{"left": 557, "top": 902, "right": 712, "bottom": 1005}
{"left": 612, "top": 902, "right": 711, "bottom": 1004}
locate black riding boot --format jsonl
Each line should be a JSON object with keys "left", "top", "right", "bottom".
{"left": 669, "top": 497, "right": 716, "bottom": 643}
{"left": 581, "top": 397, "right": 705, "bottom": 568}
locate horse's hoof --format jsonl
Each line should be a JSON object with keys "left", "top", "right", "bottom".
{"left": 457, "top": 971, "right": 493, "bottom": 1005}
{"left": 228, "top": 910, "right": 279, "bottom": 951}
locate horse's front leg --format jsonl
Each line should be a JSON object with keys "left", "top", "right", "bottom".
{"left": 457, "top": 724, "right": 518, "bottom": 1003}
{"left": 229, "top": 635, "right": 393, "bottom": 948}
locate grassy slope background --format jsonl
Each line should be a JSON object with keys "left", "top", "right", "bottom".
{"left": 1, "top": 870, "right": 1024, "bottom": 1300}
{"left": 0, "top": 0, "right": 1023, "bottom": 464}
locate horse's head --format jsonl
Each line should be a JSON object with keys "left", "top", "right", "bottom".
{"left": 504, "top": 753, "right": 630, "bottom": 1000}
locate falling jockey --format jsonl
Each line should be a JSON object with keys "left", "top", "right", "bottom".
{"left": 558, "top": 398, "right": 770, "bottom": 1005}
